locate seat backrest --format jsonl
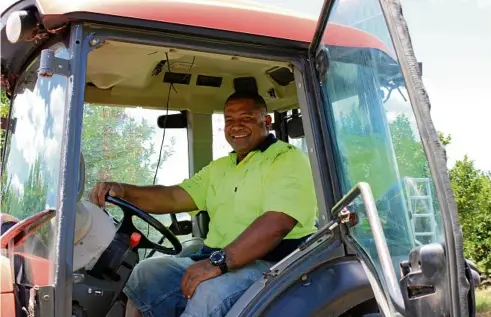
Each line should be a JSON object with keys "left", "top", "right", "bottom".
{"left": 193, "top": 210, "right": 210, "bottom": 238}
{"left": 287, "top": 115, "right": 304, "bottom": 139}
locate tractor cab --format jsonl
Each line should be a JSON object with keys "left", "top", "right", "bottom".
{"left": 0, "top": 0, "right": 480, "bottom": 316}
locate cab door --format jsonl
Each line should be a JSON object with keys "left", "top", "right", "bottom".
{"left": 309, "top": 0, "right": 472, "bottom": 316}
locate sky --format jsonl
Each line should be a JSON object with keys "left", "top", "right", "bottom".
{"left": 399, "top": 0, "right": 491, "bottom": 171}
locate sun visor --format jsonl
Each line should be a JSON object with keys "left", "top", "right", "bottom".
{"left": 72, "top": 201, "right": 117, "bottom": 272}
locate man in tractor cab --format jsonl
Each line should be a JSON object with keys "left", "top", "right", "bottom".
{"left": 89, "top": 91, "right": 318, "bottom": 317}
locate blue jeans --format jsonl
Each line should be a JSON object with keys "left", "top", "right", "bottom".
{"left": 123, "top": 253, "right": 274, "bottom": 317}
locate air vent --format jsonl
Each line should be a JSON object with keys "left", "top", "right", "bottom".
{"left": 233, "top": 77, "right": 258, "bottom": 94}
{"left": 196, "top": 75, "right": 222, "bottom": 88}
{"left": 163, "top": 72, "right": 191, "bottom": 85}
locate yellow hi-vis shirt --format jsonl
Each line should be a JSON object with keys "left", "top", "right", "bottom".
{"left": 179, "top": 134, "right": 318, "bottom": 249}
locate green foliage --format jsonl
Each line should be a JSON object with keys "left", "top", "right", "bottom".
{"left": 0, "top": 92, "right": 8, "bottom": 117}
{"left": 390, "top": 114, "right": 430, "bottom": 179}
{"left": 81, "top": 104, "right": 174, "bottom": 197}
{"left": 437, "top": 133, "right": 491, "bottom": 279}
{"left": 81, "top": 104, "right": 176, "bottom": 245}
{"left": 1, "top": 99, "right": 175, "bottom": 250}
{"left": 0, "top": 91, "right": 9, "bottom": 164}
{"left": 336, "top": 108, "right": 399, "bottom": 198}
{"left": 3, "top": 157, "right": 49, "bottom": 219}
{"left": 449, "top": 155, "right": 491, "bottom": 277}
{"left": 438, "top": 132, "right": 452, "bottom": 147}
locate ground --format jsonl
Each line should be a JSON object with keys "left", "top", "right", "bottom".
{"left": 477, "top": 287, "right": 491, "bottom": 316}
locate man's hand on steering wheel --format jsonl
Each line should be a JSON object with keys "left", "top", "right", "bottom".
{"left": 89, "top": 181, "right": 183, "bottom": 256}
{"left": 90, "top": 181, "right": 126, "bottom": 208}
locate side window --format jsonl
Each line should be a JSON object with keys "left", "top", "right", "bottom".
{"left": 81, "top": 104, "right": 190, "bottom": 253}
{"left": 212, "top": 113, "right": 233, "bottom": 159}
{"left": 319, "top": 0, "right": 443, "bottom": 278}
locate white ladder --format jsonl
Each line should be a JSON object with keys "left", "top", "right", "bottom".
{"left": 403, "top": 177, "right": 437, "bottom": 244}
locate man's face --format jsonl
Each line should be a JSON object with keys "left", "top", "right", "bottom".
{"left": 224, "top": 98, "right": 271, "bottom": 157}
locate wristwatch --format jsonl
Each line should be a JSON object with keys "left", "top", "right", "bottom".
{"left": 209, "top": 250, "right": 228, "bottom": 274}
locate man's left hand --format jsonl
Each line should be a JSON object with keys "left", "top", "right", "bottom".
{"left": 181, "top": 259, "right": 221, "bottom": 299}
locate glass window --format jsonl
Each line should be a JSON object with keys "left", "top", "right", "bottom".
{"left": 319, "top": 0, "right": 443, "bottom": 279}
{"left": 212, "top": 113, "right": 233, "bottom": 160}
{"left": 0, "top": 43, "right": 69, "bottom": 285}
{"left": 80, "top": 104, "right": 190, "bottom": 256}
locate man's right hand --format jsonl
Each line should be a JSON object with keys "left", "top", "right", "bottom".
{"left": 89, "top": 182, "right": 126, "bottom": 208}
{"left": 88, "top": 182, "right": 197, "bottom": 215}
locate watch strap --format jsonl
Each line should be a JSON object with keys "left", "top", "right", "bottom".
{"left": 218, "top": 261, "right": 228, "bottom": 274}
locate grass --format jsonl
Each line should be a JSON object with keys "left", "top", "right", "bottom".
{"left": 476, "top": 288, "right": 491, "bottom": 316}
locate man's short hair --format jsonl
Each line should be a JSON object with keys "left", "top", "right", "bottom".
{"left": 225, "top": 92, "right": 268, "bottom": 112}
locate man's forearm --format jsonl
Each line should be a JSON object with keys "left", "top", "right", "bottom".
{"left": 223, "top": 211, "right": 297, "bottom": 270}
{"left": 121, "top": 184, "right": 196, "bottom": 214}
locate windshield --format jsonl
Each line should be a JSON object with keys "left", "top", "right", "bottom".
{"left": 1, "top": 43, "right": 68, "bottom": 285}
{"left": 320, "top": 0, "right": 444, "bottom": 280}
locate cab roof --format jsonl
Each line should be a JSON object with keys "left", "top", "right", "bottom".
{"left": 1, "top": 0, "right": 392, "bottom": 94}
{"left": 2, "top": 0, "right": 389, "bottom": 47}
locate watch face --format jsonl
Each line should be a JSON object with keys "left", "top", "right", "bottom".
{"left": 210, "top": 251, "right": 225, "bottom": 265}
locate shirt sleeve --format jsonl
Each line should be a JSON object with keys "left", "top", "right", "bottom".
{"left": 178, "top": 162, "right": 213, "bottom": 216}
{"left": 262, "top": 148, "right": 317, "bottom": 227}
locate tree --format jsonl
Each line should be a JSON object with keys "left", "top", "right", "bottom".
{"left": 449, "top": 156, "right": 491, "bottom": 278}
{"left": 0, "top": 91, "right": 9, "bottom": 165}
{"left": 81, "top": 104, "right": 176, "bottom": 244}
{"left": 438, "top": 132, "right": 452, "bottom": 147}
{"left": 390, "top": 114, "right": 430, "bottom": 180}
{"left": 438, "top": 132, "right": 491, "bottom": 279}
{"left": 81, "top": 104, "right": 174, "bottom": 196}
{"left": 1, "top": 100, "right": 176, "bottom": 246}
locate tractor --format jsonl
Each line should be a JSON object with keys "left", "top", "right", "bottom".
{"left": 0, "top": 0, "right": 480, "bottom": 316}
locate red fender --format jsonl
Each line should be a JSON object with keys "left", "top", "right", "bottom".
{"left": 0, "top": 254, "right": 16, "bottom": 317}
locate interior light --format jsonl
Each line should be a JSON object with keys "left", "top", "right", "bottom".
{"left": 6, "top": 10, "right": 36, "bottom": 44}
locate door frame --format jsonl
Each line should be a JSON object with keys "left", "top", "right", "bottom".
{"left": 306, "top": 0, "right": 470, "bottom": 316}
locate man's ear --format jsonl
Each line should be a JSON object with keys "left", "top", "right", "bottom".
{"left": 265, "top": 114, "right": 272, "bottom": 130}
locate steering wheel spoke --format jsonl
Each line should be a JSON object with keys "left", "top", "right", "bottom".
{"left": 105, "top": 195, "right": 182, "bottom": 256}
{"left": 131, "top": 229, "right": 177, "bottom": 254}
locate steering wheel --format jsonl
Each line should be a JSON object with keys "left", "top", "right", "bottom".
{"left": 0, "top": 209, "right": 56, "bottom": 249}
{"left": 106, "top": 195, "right": 182, "bottom": 255}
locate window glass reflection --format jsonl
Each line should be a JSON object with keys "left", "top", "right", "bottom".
{"left": 319, "top": 0, "right": 443, "bottom": 281}
{"left": 1, "top": 44, "right": 68, "bottom": 285}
